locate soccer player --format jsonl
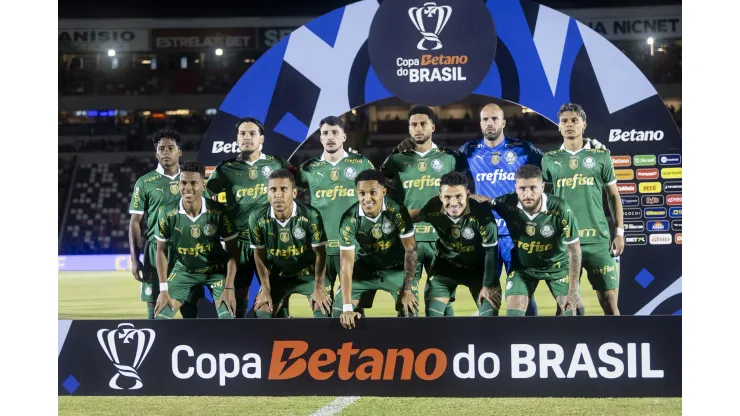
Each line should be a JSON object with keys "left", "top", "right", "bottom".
{"left": 458, "top": 104, "right": 544, "bottom": 316}
{"left": 489, "top": 164, "right": 582, "bottom": 316}
{"left": 249, "top": 169, "right": 333, "bottom": 318}
{"left": 153, "top": 160, "right": 239, "bottom": 320}
{"left": 295, "top": 116, "right": 375, "bottom": 312}
{"left": 413, "top": 172, "right": 501, "bottom": 317}
{"left": 381, "top": 105, "right": 465, "bottom": 316}
{"left": 128, "top": 130, "right": 199, "bottom": 319}
{"left": 206, "top": 117, "right": 292, "bottom": 318}
{"left": 541, "top": 103, "right": 624, "bottom": 315}
{"left": 337, "top": 169, "right": 419, "bottom": 329}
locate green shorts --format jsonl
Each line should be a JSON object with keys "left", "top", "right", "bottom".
{"left": 414, "top": 241, "right": 436, "bottom": 285}
{"left": 236, "top": 237, "right": 256, "bottom": 290}
{"left": 326, "top": 254, "right": 340, "bottom": 289}
{"left": 504, "top": 269, "right": 571, "bottom": 299}
{"left": 581, "top": 243, "right": 619, "bottom": 291}
{"left": 141, "top": 240, "right": 174, "bottom": 302}
{"left": 425, "top": 260, "right": 495, "bottom": 303}
{"left": 167, "top": 264, "right": 231, "bottom": 316}
{"left": 264, "top": 272, "right": 330, "bottom": 310}
{"left": 337, "top": 263, "right": 419, "bottom": 314}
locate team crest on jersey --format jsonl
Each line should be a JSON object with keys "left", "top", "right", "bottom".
{"left": 169, "top": 183, "right": 179, "bottom": 195}
{"left": 462, "top": 227, "right": 474, "bottom": 239}
{"left": 569, "top": 158, "right": 579, "bottom": 170}
{"left": 540, "top": 224, "right": 554, "bottom": 238}
{"left": 504, "top": 151, "right": 517, "bottom": 165}
{"left": 431, "top": 159, "right": 443, "bottom": 172}
{"left": 330, "top": 168, "right": 340, "bottom": 181}
{"left": 490, "top": 152, "right": 501, "bottom": 165}
{"left": 204, "top": 223, "right": 217, "bottom": 237}
{"left": 525, "top": 222, "right": 536, "bottom": 237}
{"left": 382, "top": 221, "right": 395, "bottom": 234}
{"left": 418, "top": 159, "right": 428, "bottom": 172}
{"left": 190, "top": 225, "right": 201, "bottom": 238}
{"left": 583, "top": 156, "right": 596, "bottom": 169}
{"left": 293, "top": 226, "right": 306, "bottom": 240}
{"left": 248, "top": 167, "right": 258, "bottom": 180}
{"left": 451, "top": 226, "right": 461, "bottom": 238}
{"left": 344, "top": 166, "right": 357, "bottom": 180}
{"left": 280, "top": 230, "right": 290, "bottom": 243}
{"left": 371, "top": 224, "right": 383, "bottom": 239}
{"left": 262, "top": 166, "right": 273, "bottom": 178}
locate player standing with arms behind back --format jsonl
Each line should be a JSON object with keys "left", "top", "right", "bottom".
{"left": 128, "top": 130, "right": 199, "bottom": 319}
{"left": 296, "top": 116, "right": 375, "bottom": 312}
{"left": 542, "top": 103, "right": 624, "bottom": 315}
{"left": 489, "top": 164, "right": 582, "bottom": 316}
{"left": 206, "top": 117, "right": 292, "bottom": 318}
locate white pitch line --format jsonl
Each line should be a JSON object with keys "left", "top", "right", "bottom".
{"left": 309, "top": 396, "right": 361, "bottom": 416}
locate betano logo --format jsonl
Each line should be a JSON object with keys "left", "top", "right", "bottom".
{"left": 611, "top": 155, "right": 631, "bottom": 167}
{"left": 212, "top": 141, "right": 240, "bottom": 154}
{"left": 608, "top": 129, "right": 664, "bottom": 142}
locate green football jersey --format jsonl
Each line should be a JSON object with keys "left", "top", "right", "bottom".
{"left": 491, "top": 193, "right": 579, "bottom": 280}
{"left": 206, "top": 153, "right": 291, "bottom": 239}
{"left": 420, "top": 198, "right": 498, "bottom": 269}
{"left": 155, "top": 197, "right": 238, "bottom": 273}
{"left": 129, "top": 166, "right": 181, "bottom": 242}
{"left": 296, "top": 151, "right": 375, "bottom": 256}
{"left": 380, "top": 144, "right": 464, "bottom": 242}
{"left": 248, "top": 200, "right": 328, "bottom": 277}
{"left": 541, "top": 143, "right": 617, "bottom": 245}
{"left": 339, "top": 197, "right": 415, "bottom": 269}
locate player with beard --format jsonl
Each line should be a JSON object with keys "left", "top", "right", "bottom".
{"left": 206, "top": 117, "right": 292, "bottom": 318}
{"left": 488, "top": 164, "right": 582, "bottom": 316}
{"left": 381, "top": 105, "right": 466, "bottom": 316}
{"left": 128, "top": 130, "right": 200, "bottom": 319}
{"left": 295, "top": 116, "right": 375, "bottom": 316}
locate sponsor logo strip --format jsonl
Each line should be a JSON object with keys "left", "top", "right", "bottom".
{"left": 617, "top": 183, "right": 636, "bottom": 194}
{"left": 646, "top": 220, "right": 669, "bottom": 232}
{"left": 615, "top": 169, "right": 634, "bottom": 180}
{"left": 625, "top": 234, "right": 647, "bottom": 245}
{"left": 636, "top": 168, "right": 659, "bottom": 180}
{"left": 633, "top": 155, "right": 657, "bottom": 166}
{"left": 638, "top": 182, "right": 662, "bottom": 194}
{"left": 611, "top": 155, "right": 631, "bottom": 167}
{"left": 668, "top": 207, "right": 682, "bottom": 218}
{"left": 621, "top": 196, "right": 639, "bottom": 206}
{"left": 661, "top": 168, "right": 682, "bottom": 179}
{"left": 644, "top": 208, "right": 667, "bottom": 218}
{"left": 641, "top": 195, "right": 664, "bottom": 205}
{"left": 649, "top": 233, "right": 672, "bottom": 245}
{"left": 658, "top": 154, "right": 681, "bottom": 166}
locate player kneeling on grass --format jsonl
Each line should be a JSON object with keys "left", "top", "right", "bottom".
{"left": 154, "top": 160, "right": 239, "bottom": 319}
{"left": 249, "top": 169, "right": 333, "bottom": 318}
{"left": 410, "top": 171, "right": 501, "bottom": 316}
{"left": 488, "top": 164, "right": 582, "bottom": 316}
{"left": 336, "top": 169, "right": 419, "bottom": 329}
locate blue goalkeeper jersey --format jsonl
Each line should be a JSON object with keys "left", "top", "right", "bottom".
{"left": 458, "top": 136, "right": 544, "bottom": 236}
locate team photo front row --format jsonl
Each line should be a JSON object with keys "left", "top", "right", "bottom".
{"left": 153, "top": 162, "right": 597, "bottom": 328}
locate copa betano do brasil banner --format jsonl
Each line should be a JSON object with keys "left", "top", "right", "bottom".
{"left": 58, "top": 317, "right": 681, "bottom": 397}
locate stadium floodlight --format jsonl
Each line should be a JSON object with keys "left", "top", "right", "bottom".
{"left": 647, "top": 37, "right": 654, "bottom": 56}
{"left": 215, "top": 48, "right": 224, "bottom": 56}
{"left": 108, "top": 49, "right": 116, "bottom": 57}
{"left": 647, "top": 37, "right": 654, "bottom": 45}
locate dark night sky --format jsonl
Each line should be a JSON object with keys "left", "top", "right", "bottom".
{"left": 58, "top": 0, "right": 682, "bottom": 19}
